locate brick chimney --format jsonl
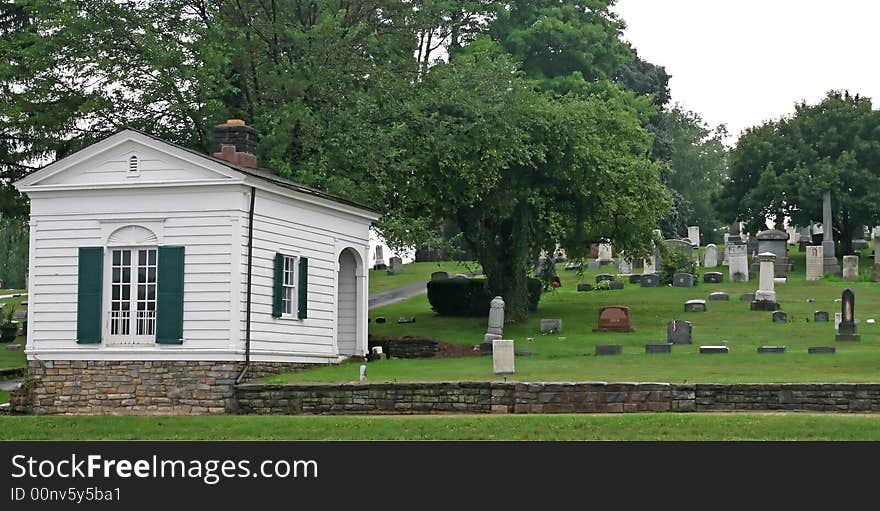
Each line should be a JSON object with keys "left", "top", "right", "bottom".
{"left": 213, "top": 119, "right": 258, "bottom": 169}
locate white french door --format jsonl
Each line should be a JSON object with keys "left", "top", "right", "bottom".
{"left": 108, "top": 248, "right": 157, "bottom": 344}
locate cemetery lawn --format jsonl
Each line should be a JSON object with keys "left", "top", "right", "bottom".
{"left": 0, "top": 390, "right": 8, "bottom": 404}
{"left": 2, "top": 413, "right": 880, "bottom": 440}
{"left": 0, "top": 291, "right": 27, "bottom": 369}
{"left": 272, "top": 250, "right": 880, "bottom": 384}
{"left": 369, "top": 261, "right": 480, "bottom": 294}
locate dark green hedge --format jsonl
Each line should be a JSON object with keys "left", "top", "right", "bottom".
{"left": 426, "top": 277, "right": 542, "bottom": 316}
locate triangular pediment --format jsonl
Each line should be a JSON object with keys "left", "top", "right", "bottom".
{"left": 15, "top": 130, "right": 242, "bottom": 190}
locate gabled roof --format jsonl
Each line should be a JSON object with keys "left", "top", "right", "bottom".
{"left": 14, "top": 127, "right": 380, "bottom": 217}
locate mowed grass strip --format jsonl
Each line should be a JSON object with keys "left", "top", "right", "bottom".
{"left": 2, "top": 414, "right": 880, "bottom": 440}
{"left": 0, "top": 291, "right": 27, "bottom": 369}
{"left": 0, "top": 390, "right": 8, "bottom": 404}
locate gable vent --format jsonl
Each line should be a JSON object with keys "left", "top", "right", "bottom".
{"left": 129, "top": 155, "right": 139, "bottom": 173}
{"left": 108, "top": 225, "right": 158, "bottom": 246}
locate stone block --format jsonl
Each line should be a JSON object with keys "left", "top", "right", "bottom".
{"left": 595, "top": 344, "right": 623, "bottom": 356}
{"left": 772, "top": 311, "right": 787, "bottom": 323}
{"left": 673, "top": 273, "right": 695, "bottom": 287}
{"left": 577, "top": 283, "right": 593, "bottom": 292}
{"left": 492, "top": 340, "right": 515, "bottom": 374}
{"left": 703, "top": 272, "right": 723, "bottom": 284}
{"left": 540, "top": 319, "right": 562, "bottom": 334}
{"left": 708, "top": 292, "right": 729, "bottom": 301}
{"left": 699, "top": 345, "right": 729, "bottom": 354}
{"left": 808, "top": 346, "right": 836, "bottom": 354}
{"left": 629, "top": 274, "right": 642, "bottom": 284}
{"left": 814, "top": 311, "right": 829, "bottom": 322}
{"left": 740, "top": 293, "right": 756, "bottom": 302}
{"left": 640, "top": 274, "right": 660, "bottom": 287}
{"left": 645, "top": 343, "right": 673, "bottom": 354}
{"left": 758, "top": 346, "right": 786, "bottom": 353}
{"left": 684, "top": 299, "right": 707, "bottom": 312}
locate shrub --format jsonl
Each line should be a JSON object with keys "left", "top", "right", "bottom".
{"left": 427, "top": 277, "right": 543, "bottom": 317}
{"left": 659, "top": 249, "right": 697, "bottom": 285}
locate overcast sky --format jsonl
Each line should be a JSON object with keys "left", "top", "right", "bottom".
{"left": 614, "top": 0, "right": 880, "bottom": 145}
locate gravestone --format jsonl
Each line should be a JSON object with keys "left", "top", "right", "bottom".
{"left": 595, "top": 344, "right": 623, "bottom": 356}
{"left": 564, "top": 261, "right": 583, "bottom": 271}
{"left": 492, "top": 339, "right": 515, "bottom": 374}
{"left": 798, "top": 226, "right": 812, "bottom": 252}
{"left": 727, "top": 243, "right": 749, "bottom": 283}
{"left": 5, "top": 344, "right": 21, "bottom": 351}
{"left": 593, "top": 306, "right": 635, "bottom": 333}
{"left": 359, "top": 365, "right": 367, "bottom": 381}
{"left": 587, "top": 260, "right": 602, "bottom": 270}
{"left": 431, "top": 271, "right": 449, "bottom": 281}
{"left": 808, "top": 346, "right": 835, "bottom": 354}
{"left": 667, "top": 320, "right": 693, "bottom": 344}
{"left": 772, "top": 311, "right": 787, "bottom": 323}
{"left": 805, "top": 245, "right": 824, "bottom": 281}
{"left": 645, "top": 343, "right": 673, "bottom": 354}
{"left": 835, "top": 289, "right": 860, "bottom": 341}
{"left": 618, "top": 254, "right": 633, "bottom": 274}
{"left": 872, "top": 263, "right": 880, "bottom": 283}
{"left": 814, "top": 311, "right": 829, "bottom": 322}
{"left": 373, "top": 246, "right": 386, "bottom": 270}
{"left": 484, "top": 296, "right": 505, "bottom": 343}
{"left": 577, "top": 283, "right": 593, "bottom": 292}
{"left": 590, "top": 244, "right": 599, "bottom": 259}
{"left": 376, "top": 317, "right": 386, "bottom": 324}
{"left": 540, "top": 319, "right": 562, "bottom": 334}
{"left": 665, "top": 239, "right": 693, "bottom": 258}
{"left": 534, "top": 257, "right": 558, "bottom": 279}
{"left": 629, "top": 274, "right": 642, "bottom": 284}
{"left": 708, "top": 292, "right": 729, "bottom": 301}
{"left": 672, "top": 273, "right": 695, "bottom": 287}
{"left": 699, "top": 346, "right": 729, "bottom": 354}
{"left": 703, "top": 272, "right": 723, "bottom": 284}
{"left": 842, "top": 255, "right": 859, "bottom": 281}
{"left": 398, "top": 316, "right": 416, "bottom": 324}
{"left": 740, "top": 293, "right": 756, "bottom": 302}
{"left": 387, "top": 256, "right": 404, "bottom": 275}
{"left": 758, "top": 346, "right": 786, "bottom": 353}
{"left": 750, "top": 229, "right": 793, "bottom": 277}
{"left": 684, "top": 299, "right": 707, "bottom": 312}
{"left": 704, "top": 244, "right": 718, "bottom": 268}
{"left": 687, "top": 226, "right": 701, "bottom": 247}
{"left": 642, "top": 257, "right": 656, "bottom": 274}
{"left": 821, "top": 190, "right": 842, "bottom": 275}
{"left": 834, "top": 312, "right": 842, "bottom": 331}
{"left": 609, "top": 281, "right": 624, "bottom": 290}
{"left": 640, "top": 274, "right": 660, "bottom": 287}
{"left": 750, "top": 252, "right": 780, "bottom": 311}
{"left": 596, "top": 274, "right": 616, "bottom": 284}
{"left": 597, "top": 243, "right": 614, "bottom": 264}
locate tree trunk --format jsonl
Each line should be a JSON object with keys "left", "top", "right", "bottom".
{"left": 462, "top": 203, "right": 533, "bottom": 323}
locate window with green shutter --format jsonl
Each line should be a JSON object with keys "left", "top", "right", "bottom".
{"left": 155, "top": 246, "right": 185, "bottom": 344}
{"left": 273, "top": 253, "right": 284, "bottom": 318}
{"left": 76, "top": 247, "right": 104, "bottom": 343}
{"left": 273, "top": 253, "right": 307, "bottom": 319}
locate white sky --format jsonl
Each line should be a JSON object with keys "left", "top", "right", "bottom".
{"left": 614, "top": 0, "right": 880, "bottom": 145}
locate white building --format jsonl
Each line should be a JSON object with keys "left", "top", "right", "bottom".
{"left": 13, "top": 121, "right": 379, "bottom": 414}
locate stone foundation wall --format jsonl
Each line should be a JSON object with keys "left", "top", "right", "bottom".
{"left": 234, "top": 382, "right": 880, "bottom": 415}
{"left": 20, "top": 360, "right": 311, "bottom": 416}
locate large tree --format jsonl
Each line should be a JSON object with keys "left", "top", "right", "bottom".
{"left": 719, "top": 90, "right": 880, "bottom": 253}
{"left": 392, "top": 48, "right": 668, "bottom": 319}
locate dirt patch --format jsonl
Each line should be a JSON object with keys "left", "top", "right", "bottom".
{"left": 437, "top": 341, "right": 482, "bottom": 358}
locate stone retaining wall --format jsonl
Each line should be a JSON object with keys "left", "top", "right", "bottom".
{"left": 234, "top": 382, "right": 880, "bottom": 415}
{"left": 367, "top": 337, "right": 440, "bottom": 358}
{"left": 19, "top": 360, "right": 311, "bottom": 415}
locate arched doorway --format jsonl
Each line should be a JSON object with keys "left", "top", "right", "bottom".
{"left": 336, "top": 248, "right": 361, "bottom": 356}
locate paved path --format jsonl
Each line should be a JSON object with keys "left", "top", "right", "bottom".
{"left": 368, "top": 271, "right": 482, "bottom": 310}
{"left": 0, "top": 293, "right": 26, "bottom": 301}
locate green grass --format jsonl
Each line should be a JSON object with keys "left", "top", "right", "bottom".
{"left": 0, "top": 390, "right": 8, "bottom": 404}
{"left": 0, "top": 292, "right": 27, "bottom": 369}
{"left": 369, "top": 261, "right": 480, "bottom": 293}
{"left": 2, "top": 414, "right": 880, "bottom": 440}
{"left": 275, "top": 248, "right": 880, "bottom": 384}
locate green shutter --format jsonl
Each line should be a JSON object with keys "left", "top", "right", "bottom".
{"left": 272, "top": 253, "right": 284, "bottom": 318}
{"left": 76, "top": 247, "right": 103, "bottom": 344}
{"left": 156, "top": 246, "right": 185, "bottom": 344}
{"left": 298, "top": 257, "right": 308, "bottom": 319}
